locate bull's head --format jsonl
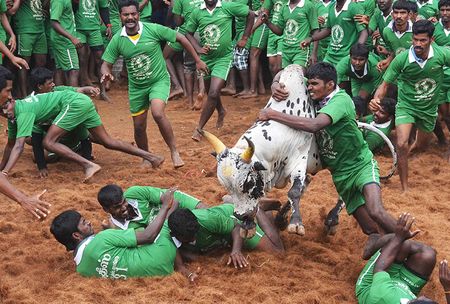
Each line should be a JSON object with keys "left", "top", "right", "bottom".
{"left": 201, "top": 130, "right": 266, "bottom": 235}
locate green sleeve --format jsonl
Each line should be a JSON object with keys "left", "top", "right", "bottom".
{"left": 15, "top": 112, "right": 37, "bottom": 138}
{"left": 325, "top": 4, "right": 332, "bottom": 28}
{"left": 383, "top": 53, "right": 404, "bottom": 84}
{"left": 336, "top": 56, "right": 350, "bottom": 84}
{"left": 273, "top": 6, "right": 285, "bottom": 28}
{"left": 368, "top": 11, "right": 378, "bottom": 31}
{"left": 226, "top": 2, "right": 249, "bottom": 18}
{"left": 102, "top": 34, "right": 120, "bottom": 64}
{"left": 50, "top": 0, "right": 63, "bottom": 21}
{"left": 0, "top": 0, "right": 6, "bottom": 13}
{"left": 101, "top": 228, "right": 138, "bottom": 248}
{"left": 202, "top": 211, "right": 236, "bottom": 235}
{"left": 307, "top": 2, "right": 319, "bottom": 31}
{"left": 124, "top": 186, "right": 162, "bottom": 206}
{"left": 172, "top": 0, "right": 183, "bottom": 16}
{"left": 367, "top": 272, "right": 401, "bottom": 303}
{"left": 382, "top": 28, "right": 393, "bottom": 52}
{"left": 152, "top": 23, "right": 177, "bottom": 43}
{"left": 262, "top": 0, "right": 272, "bottom": 11}
{"left": 351, "top": 3, "right": 365, "bottom": 32}
{"left": 443, "top": 46, "right": 450, "bottom": 67}
{"left": 184, "top": 9, "right": 198, "bottom": 33}
{"left": 99, "top": 0, "right": 108, "bottom": 8}
{"left": 174, "top": 190, "right": 200, "bottom": 210}
{"left": 54, "top": 85, "right": 77, "bottom": 92}
{"left": 318, "top": 94, "right": 352, "bottom": 125}
{"left": 7, "top": 120, "right": 16, "bottom": 139}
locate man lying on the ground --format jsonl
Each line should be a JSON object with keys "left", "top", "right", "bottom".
{"left": 356, "top": 212, "right": 437, "bottom": 304}
{"left": 168, "top": 203, "right": 285, "bottom": 279}
{"left": 98, "top": 184, "right": 208, "bottom": 230}
{"left": 0, "top": 68, "right": 164, "bottom": 182}
{"left": 50, "top": 189, "right": 178, "bottom": 278}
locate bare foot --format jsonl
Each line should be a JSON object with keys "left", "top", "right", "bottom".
{"left": 171, "top": 151, "right": 185, "bottom": 169}
{"left": 169, "top": 87, "right": 184, "bottom": 100}
{"left": 83, "top": 163, "right": 101, "bottom": 183}
{"left": 233, "top": 89, "right": 251, "bottom": 98}
{"left": 239, "top": 91, "right": 259, "bottom": 99}
{"left": 221, "top": 87, "right": 236, "bottom": 96}
{"left": 192, "top": 128, "right": 202, "bottom": 142}
{"left": 192, "top": 93, "right": 204, "bottom": 111}
{"left": 216, "top": 109, "right": 226, "bottom": 129}
{"left": 258, "top": 87, "right": 266, "bottom": 95}
{"left": 150, "top": 155, "right": 165, "bottom": 169}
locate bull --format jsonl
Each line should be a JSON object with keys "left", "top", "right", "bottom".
{"left": 201, "top": 65, "right": 321, "bottom": 238}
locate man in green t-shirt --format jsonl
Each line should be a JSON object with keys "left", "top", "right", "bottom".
{"left": 368, "top": 0, "right": 393, "bottom": 59}
{"left": 371, "top": 20, "right": 450, "bottom": 191}
{"left": 356, "top": 213, "right": 437, "bottom": 304}
{"left": 168, "top": 203, "right": 284, "bottom": 272}
{"left": 185, "top": 0, "right": 254, "bottom": 141}
{"left": 101, "top": 0, "right": 207, "bottom": 169}
{"left": 0, "top": 0, "right": 17, "bottom": 64}
{"left": 259, "top": 62, "right": 397, "bottom": 238}
{"left": 97, "top": 184, "right": 208, "bottom": 229}
{"left": 50, "top": 190, "right": 177, "bottom": 278}
{"left": 417, "top": 0, "right": 439, "bottom": 21}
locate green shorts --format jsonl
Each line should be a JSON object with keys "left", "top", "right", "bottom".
{"left": 76, "top": 29, "right": 104, "bottom": 48}
{"left": 395, "top": 105, "right": 438, "bottom": 133}
{"left": 167, "top": 28, "right": 184, "bottom": 52}
{"left": 128, "top": 77, "right": 170, "bottom": 115}
{"left": 243, "top": 224, "right": 264, "bottom": 249}
{"left": 59, "top": 125, "right": 90, "bottom": 150}
{"left": 202, "top": 55, "right": 232, "bottom": 81}
{"left": 356, "top": 250, "right": 427, "bottom": 302}
{"left": 333, "top": 159, "right": 380, "bottom": 215}
{"left": 282, "top": 49, "right": 309, "bottom": 68}
{"left": 250, "top": 24, "right": 269, "bottom": 49}
{"left": 53, "top": 45, "right": 79, "bottom": 71}
{"left": 267, "top": 32, "right": 282, "bottom": 57}
{"left": 53, "top": 95, "right": 102, "bottom": 131}
{"left": 439, "top": 72, "right": 450, "bottom": 104}
{"left": 351, "top": 77, "right": 381, "bottom": 97}
{"left": 18, "top": 32, "right": 48, "bottom": 57}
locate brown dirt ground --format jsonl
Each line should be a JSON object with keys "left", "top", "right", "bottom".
{"left": 0, "top": 86, "right": 449, "bottom": 304}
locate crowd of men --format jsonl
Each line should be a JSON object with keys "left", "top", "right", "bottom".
{"left": 0, "top": 0, "right": 449, "bottom": 301}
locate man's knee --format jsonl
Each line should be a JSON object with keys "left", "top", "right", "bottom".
{"left": 208, "top": 87, "right": 221, "bottom": 99}
{"left": 133, "top": 119, "right": 147, "bottom": 134}
{"left": 151, "top": 108, "right": 166, "bottom": 123}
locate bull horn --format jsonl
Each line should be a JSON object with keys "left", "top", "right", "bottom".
{"left": 200, "top": 129, "right": 227, "bottom": 154}
{"left": 240, "top": 136, "right": 255, "bottom": 163}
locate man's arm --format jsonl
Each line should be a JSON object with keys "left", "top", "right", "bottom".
{"left": 357, "top": 28, "right": 368, "bottom": 44}
{"left": 31, "top": 132, "right": 49, "bottom": 178}
{"left": 236, "top": 10, "right": 256, "bottom": 49}
{"left": 439, "top": 260, "right": 450, "bottom": 304}
{"left": 100, "top": 61, "right": 114, "bottom": 83}
{"left": 259, "top": 109, "right": 332, "bottom": 133}
{"left": 175, "top": 250, "right": 199, "bottom": 282}
{"left": 2, "top": 137, "right": 26, "bottom": 174}
{"left": 226, "top": 225, "right": 249, "bottom": 269}
{"left": 1, "top": 12, "right": 15, "bottom": 52}
{"left": 175, "top": 33, "right": 208, "bottom": 74}
{"left": 0, "top": 138, "right": 15, "bottom": 171}
{"left": 0, "top": 40, "right": 28, "bottom": 69}
{"left": 51, "top": 20, "right": 82, "bottom": 48}
{"left": 300, "top": 28, "right": 331, "bottom": 48}
{"left": 370, "top": 81, "right": 389, "bottom": 112}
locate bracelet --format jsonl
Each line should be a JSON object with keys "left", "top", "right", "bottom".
{"left": 1, "top": 170, "right": 8, "bottom": 176}
{"left": 106, "top": 23, "right": 112, "bottom": 27}
{"left": 445, "top": 290, "right": 450, "bottom": 294}
{"left": 187, "top": 272, "right": 194, "bottom": 279}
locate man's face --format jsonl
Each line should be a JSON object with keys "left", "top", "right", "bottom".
{"left": 373, "top": 106, "right": 391, "bottom": 123}
{"left": 38, "top": 78, "right": 55, "bottom": 94}
{"left": 120, "top": 5, "right": 139, "bottom": 31}
{"left": 105, "top": 197, "right": 130, "bottom": 221}
{"left": 412, "top": 32, "right": 433, "bottom": 57}
{"left": 0, "top": 80, "right": 13, "bottom": 105}
{"left": 377, "top": 0, "right": 392, "bottom": 11}
{"left": 77, "top": 217, "right": 94, "bottom": 237}
{"left": 440, "top": 5, "right": 450, "bottom": 22}
{"left": 392, "top": 8, "right": 409, "bottom": 26}
{"left": 307, "top": 77, "right": 333, "bottom": 101}
{"left": 204, "top": 0, "right": 218, "bottom": 7}
{"left": 350, "top": 55, "right": 368, "bottom": 71}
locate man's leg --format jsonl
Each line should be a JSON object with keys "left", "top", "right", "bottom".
{"left": 77, "top": 44, "right": 91, "bottom": 86}
{"left": 240, "top": 47, "right": 262, "bottom": 99}
{"left": 150, "top": 99, "right": 184, "bottom": 168}
{"left": 17, "top": 56, "right": 31, "bottom": 98}
{"left": 222, "top": 68, "right": 236, "bottom": 96}
{"left": 410, "top": 129, "right": 432, "bottom": 154}
{"left": 93, "top": 48, "right": 109, "bottom": 101}
{"left": 132, "top": 110, "right": 150, "bottom": 153}
{"left": 67, "top": 69, "right": 80, "bottom": 87}
{"left": 362, "top": 183, "right": 397, "bottom": 233}
{"left": 396, "top": 123, "right": 414, "bottom": 192}
{"left": 268, "top": 55, "right": 281, "bottom": 78}
{"left": 163, "top": 46, "right": 184, "bottom": 99}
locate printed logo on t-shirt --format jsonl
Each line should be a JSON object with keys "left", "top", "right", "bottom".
{"left": 82, "top": 0, "right": 96, "bottom": 14}
{"left": 30, "top": 0, "right": 44, "bottom": 19}
{"left": 273, "top": 1, "right": 283, "bottom": 13}
{"left": 414, "top": 78, "right": 437, "bottom": 101}
{"left": 395, "top": 47, "right": 406, "bottom": 55}
{"left": 285, "top": 19, "right": 299, "bottom": 39}
{"left": 203, "top": 24, "right": 221, "bottom": 49}
{"left": 331, "top": 24, "right": 344, "bottom": 49}
{"left": 95, "top": 253, "right": 129, "bottom": 279}
{"left": 129, "top": 53, "right": 152, "bottom": 81}
{"left": 317, "top": 129, "right": 337, "bottom": 159}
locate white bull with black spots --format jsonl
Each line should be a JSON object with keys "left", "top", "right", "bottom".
{"left": 201, "top": 65, "right": 321, "bottom": 237}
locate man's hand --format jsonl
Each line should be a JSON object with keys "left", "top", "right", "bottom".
{"left": 227, "top": 250, "right": 249, "bottom": 269}
{"left": 372, "top": 30, "right": 381, "bottom": 40}
{"left": 100, "top": 73, "right": 114, "bottom": 83}
{"left": 10, "top": 56, "right": 29, "bottom": 70}
{"left": 258, "top": 108, "right": 276, "bottom": 121}
{"left": 439, "top": 260, "right": 450, "bottom": 292}
{"left": 80, "top": 86, "right": 100, "bottom": 97}
{"left": 376, "top": 58, "right": 390, "bottom": 72}
{"left": 428, "top": 16, "right": 438, "bottom": 23}
{"left": 369, "top": 98, "right": 381, "bottom": 112}
{"left": 300, "top": 37, "right": 312, "bottom": 49}
{"left": 376, "top": 45, "right": 388, "bottom": 56}
{"left": 236, "top": 37, "right": 248, "bottom": 50}
{"left": 354, "top": 14, "right": 369, "bottom": 26}
{"left": 70, "top": 37, "right": 83, "bottom": 49}
{"left": 195, "top": 60, "right": 209, "bottom": 75}
{"left": 39, "top": 168, "right": 48, "bottom": 178}
{"left": 394, "top": 212, "right": 420, "bottom": 241}
{"left": 101, "top": 218, "right": 118, "bottom": 230}
{"left": 318, "top": 16, "right": 326, "bottom": 25}
{"left": 270, "top": 82, "right": 289, "bottom": 101}
{"left": 197, "top": 44, "right": 210, "bottom": 55}
{"left": 19, "top": 189, "right": 51, "bottom": 220}
{"left": 105, "top": 26, "right": 112, "bottom": 40}
{"left": 8, "top": 35, "right": 16, "bottom": 53}
{"left": 160, "top": 187, "right": 177, "bottom": 210}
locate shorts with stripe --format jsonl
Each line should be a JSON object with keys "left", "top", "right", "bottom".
{"left": 232, "top": 47, "right": 249, "bottom": 71}
{"left": 53, "top": 45, "right": 79, "bottom": 71}
{"left": 18, "top": 32, "right": 48, "bottom": 57}
{"left": 128, "top": 76, "right": 171, "bottom": 115}
{"left": 202, "top": 54, "right": 232, "bottom": 81}
{"left": 250, "top": 24, "right": 269, "bottom": 49}
{"left": 282, "top": 49, "right": 309, "bottom": 68}
{"left": 53, "top": 94, "right": 102, "bottom": 131}
{"left": 332, "top": 159, "right": 380, "bottom": 215}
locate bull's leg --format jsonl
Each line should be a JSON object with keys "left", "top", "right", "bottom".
{"left": 287, "top": 175, "right": 310, "bottom": 236}
{"left": 324, "top": 197, "right": 345, "bottom": 235}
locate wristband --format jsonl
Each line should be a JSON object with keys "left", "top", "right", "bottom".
{"left": 187, "top": 272, "right": 194, "bottom": 279}
{"left": 106, "top": 24, "right": 112, "bottom": 27}
{"left": 445, "top": 291, "right": 450, "bottom": 294}
{"left": 2, "top": 170, "right": 8, "bottom": 176}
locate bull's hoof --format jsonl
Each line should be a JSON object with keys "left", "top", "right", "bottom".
{"left": 287, "top": 223, "right": 305, "bottom": 236}
{"left": 325, "top": 224, "right": 338, "bottom": 236}
{"left": 240, "top": 227, "right": 256, "bottom": 239}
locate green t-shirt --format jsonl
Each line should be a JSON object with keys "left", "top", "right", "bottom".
{"left": 274, "top": 0, "right": 319, "bottom": 54}
{"left": 336, "top": 53, "right": 382, "bottom": 84}
{"left": 417, "top": 0, "right": 439, "bottom": 20}
{"left": 75, "top": 0, "right": 108, "bottom": 31}
{"left": 0, "top": 0, "right": 8, "bottom": 42}
{"left": 383, "top": 44, "right": 450, "bottom": 116}
{"left": 50, "top": 0, "right": 77, "bottom": 45}
{"left": 233, "top": 0, "right": 251, "bottom": 39}
{"left": 184, "top": 1, "right": 249, "bottom": 59}
{"left": 368, "top": 8, "right": 391, "bottom": 50}
{"left": 358, "top": 271, "right": 416, "bottom": 303}
{"left": 315, "top": 0, "right": 333, "bottom": 53}
{"left": 108, "top": 0, "right": 121, "bottom": 31}
{"left": 102, "top": 22, "right": 177, "bottom": 88}
{"left": 110, "top": 186, "right": 200, "bottom": 230}
{"left": 7, "top": 90, "right": 82, "bottom": 139}
{"left": 325, "top": 0, "right": 365, "bottom": 64}
{"left": 382, "top": 21, "right": 412, "bottom": 55}
{"left": 354, "top": 0, "right": 375, "bottom": 15}
{"left": 362, "top": 115, "right": 393, "bottom": 152}
{"left": 251, "top": 0, "right": 264, "bottom": 10}
{"left": 140, "top": 1, "right": 152, "bottom": 20}
{"left": 316, "top": 89, "right": 373, "bottom": 175}
{"left": 262, "top": 0, "right": 288, "bottom": 24}
{"left": 13, "top": 0, "right": 45, "bottom": 34}
{"left": 433, "top": 20, "right": 450, "bottom": 77}
{"left": 75, "top": 226, "right": 176, "bottom": 278}
{"left": 172, "top": 0, "right": 204, "bottom": 34}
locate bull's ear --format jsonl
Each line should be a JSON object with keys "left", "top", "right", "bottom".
{"left": 253, "top": 161, "right": 266, "bottom": 171}
{"left": 210, "top": 151, "right": 217, "bottom": 157}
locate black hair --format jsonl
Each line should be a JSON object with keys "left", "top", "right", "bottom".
{"left": 407, "top": 0, "right": 418, "bottom": 13}
{"left": 168, "top": 209, "right": 200, "bottom": 241}
{"left": 305, "top": 62, "right": 337, "bottom": 88}
{"left": 50, "top": 210, "right": 81, "bottom": 251}
{"left": 412, "top": 19, "right": 435, "bottom": 37}
{"left": 380, "top": 97, "right": 396, "bottom": 116}
{"left": 352, "top": 96, "right": 367, "bottom": 116}
{"left": 439, "top": 0, "right": 450, "bottom": 9}
{"left": 350, "top": 43, "right": 370, "bottom": 59}
{"left": 97, "top": 184, "right": 123, "bottom": 209}
{"left": 30, "top": 67, "right": 53, "bottom": 91}
{"left": 0, "top": 66, "right": 13, "bottom": 91}
{"left": 118, "top": 0, "right": 139, "bottom": 13}
{"left": 393, "top": 0, "right": 412, "bottom": 12}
